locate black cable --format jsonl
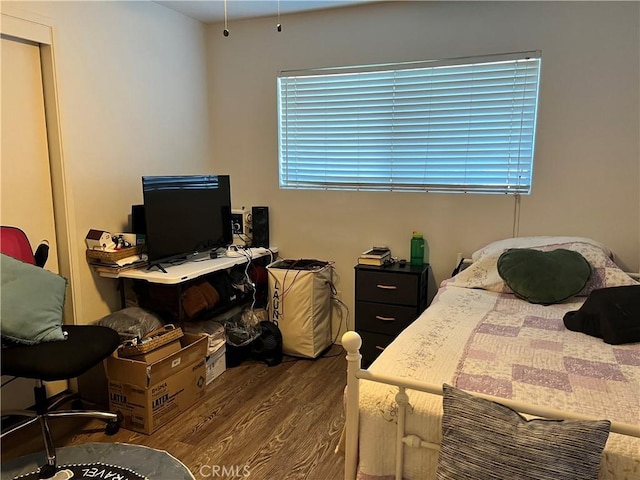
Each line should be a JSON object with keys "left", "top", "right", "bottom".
{"left": 239, "top": 248, "right": 256, "bottom": 311}
{"left": 330, "top": 294, "right": 350, "bottom": 345}
{"left": 268, "top": 261, "right": 305, "bottom": 323}
{"left": 1, "top": 376, "right": 19, "bottom": 388}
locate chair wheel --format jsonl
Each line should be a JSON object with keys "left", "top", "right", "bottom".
{"left": 70, "top": 399, "right": 84, "bottom": 410}
{"left": 105, "top": 420, "right": 120, "bottom": 435}
{"left": 38, "top": 463, "right": 57, "bottom": 479}
{"left": 105, "top": 411, "right": 122, "bottom": 436}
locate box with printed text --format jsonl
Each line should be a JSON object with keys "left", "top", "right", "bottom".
{"left": 106, "top": 333, "right": 207, "bottom": 434}
{"left": 206, "top": 342, "right": 226, "bottom": 385}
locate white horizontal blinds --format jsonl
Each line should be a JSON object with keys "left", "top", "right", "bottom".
{"left": 278, "top": 52, "right": 541, "bottom": 194}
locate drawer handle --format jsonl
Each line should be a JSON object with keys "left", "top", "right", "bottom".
{"left": 375, "top": 315, "right": 396, "bottom": 322}
{"left": 376, "top": 284, "right": 397, "bottom": 290}
{"left": 375, "top": 345, "right": 386, "bottom": 351}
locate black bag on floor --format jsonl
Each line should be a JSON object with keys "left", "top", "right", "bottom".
{"left": 251, "top": 321, "right": 283, "bottom": 367}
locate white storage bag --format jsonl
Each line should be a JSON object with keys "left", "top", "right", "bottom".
{"left": 267, "top": 260, "right": 333, "bottom": 358}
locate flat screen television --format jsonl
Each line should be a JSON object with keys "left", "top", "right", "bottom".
{"left": 142, "top": 175, "right": 232, "bottom": 266}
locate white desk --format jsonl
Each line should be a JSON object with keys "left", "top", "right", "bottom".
{"left": 99, "top": 247, "right": 277, "bottom": 285}
{"left": 100, "top": 247, "right": 278, "bottom": 320}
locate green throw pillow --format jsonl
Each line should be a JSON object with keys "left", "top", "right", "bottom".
{"left": 1, "top": 253, "right": 67, "bottom": 344}
{"left": 497, "top": 248, "right": 591, "bottom": 304}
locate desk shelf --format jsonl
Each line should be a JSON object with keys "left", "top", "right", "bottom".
{"left": 99, "top": 247, "right": 277, "bottom": 285}
{"left": 98, "top": 247, "right": 278, "bottom": 323}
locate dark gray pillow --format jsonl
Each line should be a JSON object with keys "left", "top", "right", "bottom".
{"left": 436, "top": 384, "right": 610, "bottom": 480}
{"left": 1, "top": 253, "right": 67, "bottom": 344}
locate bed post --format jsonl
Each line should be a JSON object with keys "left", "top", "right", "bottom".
{"left": 342, "top": 331, "right": 362, "bottom": 480}
{"left": 395, "top": 387, "right": 409, "bottom": 480}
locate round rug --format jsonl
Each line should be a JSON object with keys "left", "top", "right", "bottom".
{"left": 1, "top": 443, "right": 195, "bottom": 480}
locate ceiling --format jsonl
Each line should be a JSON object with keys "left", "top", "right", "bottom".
{"left": 156, "top": 0, "right": 379, "bottom": 24}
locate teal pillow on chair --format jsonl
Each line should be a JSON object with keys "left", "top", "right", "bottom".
{"left": 497, "top": 248, "right": 591, "bottom": 305}
{"left": 1, "top": 253, "right": 67, "bottom": 344}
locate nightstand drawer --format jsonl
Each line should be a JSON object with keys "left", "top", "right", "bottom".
{"left": 359, "top": 331, "right": 394, "bottom": 365}
{"left": 356, "top": 269, "right": 419, "bottom": 306}
{"left": 356, "top": 301, "right": 416, "bottom": 336}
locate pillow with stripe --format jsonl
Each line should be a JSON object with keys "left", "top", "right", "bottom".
{"left": 471, "top": 236, "right": 613, "bottom": 262}
{"left": 447, "top": 241, "right": 637, "bottom": 296}
{"left": 436, "top": 384, "right": 611, "bottom": 480}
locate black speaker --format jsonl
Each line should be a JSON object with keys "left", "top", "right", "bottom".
{"left": 251, "top": 206, "right": 269, "bottom": 248}
{"left": 131, "top": 204, "right": 146, "bottom": 234}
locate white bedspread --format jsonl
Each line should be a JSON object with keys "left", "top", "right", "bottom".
{"left": 357, "top": 284, "right": 640, "bottom": 480}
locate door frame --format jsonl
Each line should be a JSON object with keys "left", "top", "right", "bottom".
{"left": 1, "top": 7, "right": 80, "bottom": 326}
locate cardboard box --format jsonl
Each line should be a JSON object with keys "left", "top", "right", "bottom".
{"left": 206, "top": 343, "right": 226, "bottom": 385}
{"left": 183, "top": 319, "right": 225, "bottom": 355}
{"left": 106, "top": 333, "right": 207, "bottom": 434}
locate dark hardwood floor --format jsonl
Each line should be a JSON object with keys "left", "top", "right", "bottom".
{"left": 1, "top": 346, "right": 347, "bottom": 480}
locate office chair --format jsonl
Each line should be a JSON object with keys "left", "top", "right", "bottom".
{"left": 1, "top": 226, "right": 122, "bottom": 479}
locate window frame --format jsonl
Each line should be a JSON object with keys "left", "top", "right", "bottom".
{"left": 277, "top": 51, "right": 542, "bottom": 195}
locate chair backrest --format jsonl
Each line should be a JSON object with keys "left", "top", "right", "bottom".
{"left": 0, "top": 226, "right": 36, "bottom": 265}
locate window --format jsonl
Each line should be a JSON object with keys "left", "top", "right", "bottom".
{"left": 277, "top": 51, "right": 541, "bottom": 194}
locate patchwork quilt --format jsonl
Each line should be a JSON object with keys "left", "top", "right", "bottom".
{"left": 357, "top": 284, "right": 640, "bottom": 480}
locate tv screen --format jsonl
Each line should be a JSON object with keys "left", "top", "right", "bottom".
{"left": 142, "top": 175, "right": 232, "bottom": 264}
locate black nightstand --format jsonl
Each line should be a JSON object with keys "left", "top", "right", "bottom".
{"left": 354, "top": 263, "right": 432, "bottom": 366}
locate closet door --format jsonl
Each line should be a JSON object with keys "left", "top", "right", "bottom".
{"left": 1, "top": 35, "right": 63, "bottom": 408}
{"left": 1, "top": 35, "right": 58, "bottom": 259}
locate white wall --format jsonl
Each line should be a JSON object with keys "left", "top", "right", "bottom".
{"left": 3, "top": 1, "right": 212, "bottom": 323}
{"left": 205, "top": 1, "right": 639, "bottom": 337}
{"left": 3, "top": 1, "right": 637, "bottom": 332}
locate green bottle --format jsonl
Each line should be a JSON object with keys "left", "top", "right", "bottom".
{"left": 410, "top": 232, "right": 425, "bottom": 266}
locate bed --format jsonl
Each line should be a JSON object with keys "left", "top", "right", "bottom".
{"left": 341, "top": 237, "right": 640, "bottom": 480}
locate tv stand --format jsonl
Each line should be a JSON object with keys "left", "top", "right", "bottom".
{"left": 146, "top": 262, "right": 168, "bottom": 274}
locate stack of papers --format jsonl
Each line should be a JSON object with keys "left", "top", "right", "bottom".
{"left": 88, "top": 253, "right": 148, "bottom": 273}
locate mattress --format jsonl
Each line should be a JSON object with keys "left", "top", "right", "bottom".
{"left": 357, "top": 283, "right": 640, "bottom": 479}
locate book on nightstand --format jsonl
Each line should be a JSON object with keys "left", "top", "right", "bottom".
{"left": 358, "top": 248, "right": 391, "bottom": 266}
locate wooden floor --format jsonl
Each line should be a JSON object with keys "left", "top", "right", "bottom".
{"left": 1, "top": 346, "right": 347, "bottom": 480}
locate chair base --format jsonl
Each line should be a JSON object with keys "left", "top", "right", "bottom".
{"left": 1, "top": 384, "right": 121, "bottom": 479}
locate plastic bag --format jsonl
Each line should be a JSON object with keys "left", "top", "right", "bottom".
{"left": 224, "top": 307, "right": 261, "bottom": 347}
{"left": 96, "top": 307, "right": 164, "bottom": 342}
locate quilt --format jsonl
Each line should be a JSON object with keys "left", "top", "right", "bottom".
{"left": 356, "top": 284, "right": 640, "bottom": 480}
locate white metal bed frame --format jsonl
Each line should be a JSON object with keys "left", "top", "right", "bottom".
{"left": 340, "top": 330, "right": 640, "bottom": 480}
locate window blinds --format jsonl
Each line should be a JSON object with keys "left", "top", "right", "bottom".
{"left": 278, "top": 51, "right": 541, "bottom": 194}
